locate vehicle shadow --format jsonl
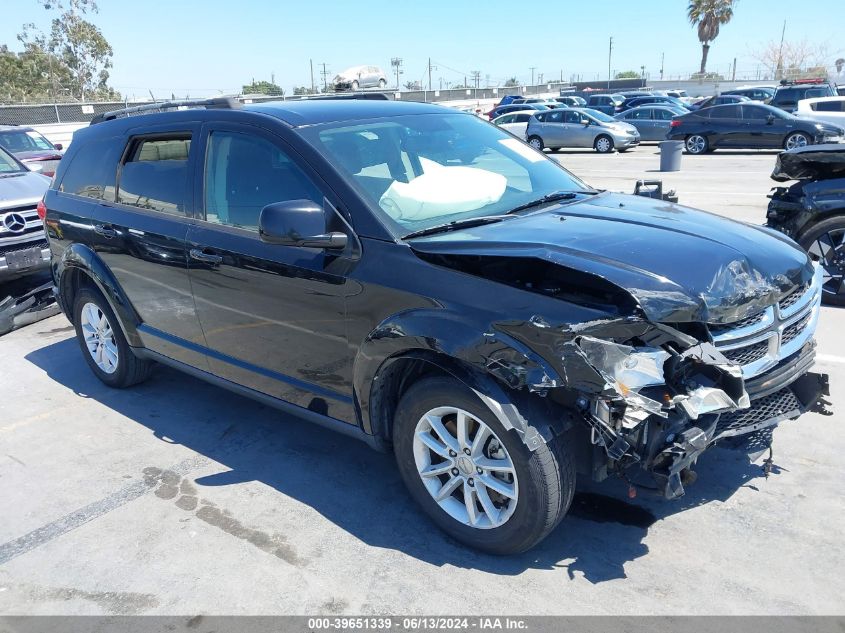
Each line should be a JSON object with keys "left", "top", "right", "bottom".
{"left": 25, "top": 337, "right": 774, "bottom": 583}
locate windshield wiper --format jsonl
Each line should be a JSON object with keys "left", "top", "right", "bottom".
{"left": 402, "top": 215, "right": 516, "bottom": 240}
{"left": 505, "top": 190, "right": 596, "bottom": 215}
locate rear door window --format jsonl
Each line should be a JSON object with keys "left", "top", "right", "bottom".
{"left": 117, "top": 136, "right": 192, "bottom": 216}
{"left": 812, "top": 100, "right": 845, "bottom": 112}
{"left": 710, "top": 105, "right": 741, "bottom": 119}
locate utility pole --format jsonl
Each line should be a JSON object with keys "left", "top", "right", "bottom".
{"left": 640, "top": 65, "right": 646, "bottom": 86}
{"left": 776, "top": 20, "right": 786, "bottom": 80}
{"left": 320, "top": 63, "right": 330, "bottom": 92}
{"left": 428, "top": 58, "right": 433, "bottom": 92}
{"left": 538, "top": 72, "right": 544, "bottom": 85}
{"left": 607, "top": 37, "right": 613, "bottom": 89}
{"left": 309, "top": 60, "right": 315, "bottom": 94}
{"left": 391, "top": 57, "right": 403, "bottom": 90}
{"left": 660, "top": 52, "right": 664, "bottom": 80}
{"left": 529, "top": 66, "right": 536, "bottom": 86}
{"left": 732, "top": 57, "right": 737, "bottom": 81}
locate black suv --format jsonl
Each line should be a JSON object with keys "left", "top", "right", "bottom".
{"left": 771, "top": 79, "right": 837, "bottom": 113}
{"left": 44, "top": 97, "right": 829, "bottom": 554}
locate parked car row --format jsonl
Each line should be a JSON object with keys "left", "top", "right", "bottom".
{"left": 0, "top": 124, "right": 64, "bottom": 177}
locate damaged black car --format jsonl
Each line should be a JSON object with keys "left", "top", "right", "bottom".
{"left": 45, "top": 98, "right": 829, "bottom": 554}
{"left": 767, "top": 144, "right": 845, "bottom": 305}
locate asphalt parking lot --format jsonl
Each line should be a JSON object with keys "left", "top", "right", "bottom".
{"left": 1, "top": 147, "right": 843, "bottom": 615}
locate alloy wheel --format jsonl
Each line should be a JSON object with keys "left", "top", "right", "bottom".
{"left": 528, "top": 137, "right": 543, "bottom": 150}
{"left": 785, "top": 133, "right": 809, "bottom": 150}
{"left": 808, "top": 229, "right": 845, "bottom": 298}
{"left": 412, "top": 406, "right": 518, "bottom": 529}
{"left": 686, "top": 135, "right": 706, "bottom": 154}
{"left": 80, "top": 302, "right": 119, "bottom": 374}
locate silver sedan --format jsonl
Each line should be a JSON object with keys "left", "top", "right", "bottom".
{"left": 615, "top": 105, "right": 688, "bottom": 141}
{"left": 525, "top": 108, "right": 640, "bottom": 153}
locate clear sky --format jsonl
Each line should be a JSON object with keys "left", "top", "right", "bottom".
{"left": 1, "top": 0, "right": 842, "bottom": 99}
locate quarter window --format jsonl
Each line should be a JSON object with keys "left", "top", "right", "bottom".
{"left": 117, "top": 136, "right": 191, "bottom": 215}
{"left": 710, "top": 105, "right": 740, "bottom": 119}
{"left": 203, "top": 130, "right": 321, "bottom": 230}
{"left": 59, "top": 138, "right": 120, "bottom": 201}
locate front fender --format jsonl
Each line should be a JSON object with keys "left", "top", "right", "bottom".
{"left": 354, "top": 308, "right": 569, "bottom": 449}
{"left": 57, "top": 243, "right": 143, "bottom": 347}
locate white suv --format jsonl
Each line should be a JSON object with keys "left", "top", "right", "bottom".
{"left": 796, "top": 96, "right": 845, "bottom": 128}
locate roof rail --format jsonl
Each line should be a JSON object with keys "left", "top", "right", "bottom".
{"left": 89, "top": 97, "right": 242, "bottom": 125}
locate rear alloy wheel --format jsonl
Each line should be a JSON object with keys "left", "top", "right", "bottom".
{"left": 784, "top": 132, "right": 811, "bottom": 150}
{"left": 685, "top": 134, "right": 708, "bottom": 154}
{"left": 393, "top": 377, "right": 575, "bottom": 554}
{"left": 527, "top": 136, "right": 544, "bottom": 151}
{"left": 799, "top": 215, "right": 845, "bottom": 306}
{"left": 594, "top": 135, "right": 614, "bottom": 153}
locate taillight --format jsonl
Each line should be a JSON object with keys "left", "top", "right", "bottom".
{"left": 37, "top": 199, "right": 47, "bottom": 220}
{"left": 670, "top": 120, "right": 682, "bottom": 127}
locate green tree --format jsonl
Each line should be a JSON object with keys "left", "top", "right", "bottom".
{"left": 13, "top": 0, "right": 117, "bottom": 100}
{"left": 504, "top": 77, "right": 520, "bottom": 87}
{"left": 687, "top": 0, "right": 737, "bottom": 75}
{"left": 614, "top": 70, "right": 640, "bottom": 79}
{"left": 293, "top": 86, "right": 317, "bottom": 96}
{"left": 243, "top": 79, "right": 285, "bottom": 96}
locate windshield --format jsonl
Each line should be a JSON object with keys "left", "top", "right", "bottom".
{"left": 0, "top": 129, "right": 54, "bottom": 153}
{"left": 581, "top": 108, "right": 615, "bottom": 122}
{"left": 0, "top": 146, "right": 26, "bottom": 173}
{"left": 299, "top": 113, "right": 592, "bottom": 238}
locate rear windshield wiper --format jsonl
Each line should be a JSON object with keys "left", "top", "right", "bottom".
{"left": 505, "top": 190, "right": 597, "bottom": 215}
{"left": 402, "top": 214, "right": 516, "bottom": 240}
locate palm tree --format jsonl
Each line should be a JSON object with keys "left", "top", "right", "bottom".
{"left": 687, "top": 0, "right": 737, "bottom": 75}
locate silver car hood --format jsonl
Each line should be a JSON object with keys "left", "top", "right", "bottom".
{"left": 0, "top": 172, "right": 51, "bottom": 208}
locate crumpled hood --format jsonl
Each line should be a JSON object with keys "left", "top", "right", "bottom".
{"left": 410, "top": 192, "right": 814, "bottom": 324}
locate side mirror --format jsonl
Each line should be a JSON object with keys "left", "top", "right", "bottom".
{"left": 581, "top": 119, "right": 590, "bottom": 126}
{"left": 54, "top": 143, "right": 63, "bottom": 150}
{"left": 766, "top": 114, "right": 775, "bottom": 124}
{"left": 258, "top": 200, "right": 348, "bottom": 250}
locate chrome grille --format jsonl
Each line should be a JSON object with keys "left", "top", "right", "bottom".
{"left": 709, "top": 310, "right": 765, "bottom": 334}
{"left": 779, "top": 284, "right": 807, "bottom": 312}
{"left": 709, "top": 265, "right": 822, "bottom": 380}
{"left": 782, "top": 313, "right": 812, "bottom": 346}
{"left": 715, "top": 387, "right": 801, "bottom": 438}
{"left": 721, "top": 340, "right": 769, "bottom": 365}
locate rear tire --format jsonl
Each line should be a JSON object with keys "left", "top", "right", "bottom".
{"left": 685, "top": 134, "right": 709, "bottom": 154}
{"left": 527, "top": 136, "right": 544, "bottom": 151}
{"left": 393, "top": 377, "right": 575, "bottom": 554}
{"left": 798, "top": 215, "right": 845, "bottom": 306}
{"left": 594, "top": 135, "right": 614, "bottom": 153}
{"left": 72, "top": 286, "right": 153, "bottom": 388}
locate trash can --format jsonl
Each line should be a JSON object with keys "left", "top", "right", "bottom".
{"left": 659, "top": 140, "right": 684, "bottom": 172}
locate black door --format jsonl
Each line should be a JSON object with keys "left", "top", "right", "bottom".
{"left": 740, "top": 104, "right": 782, "bottom": 148}
{"left": 707, "top": 105, "right": 743, "bottom": 148}
{"left": 94, "top": 125, "right": 207, "bottom": 368}
{"left": 186, "top": 123, "right": 358, "bottom": 424}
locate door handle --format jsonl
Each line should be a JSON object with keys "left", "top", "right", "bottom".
{"left": 94, "top": 223, "right": 117, "bottom": 238}
{"left": 189, "top": 248, "right": 223, "bottom": 265}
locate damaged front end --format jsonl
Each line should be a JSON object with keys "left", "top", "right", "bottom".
{"left": 500, "top": 264, "right": 829, "bottom": 500}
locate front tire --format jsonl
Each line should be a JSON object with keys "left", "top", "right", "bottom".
{"left": 685, "top": 134, "right": 709, "bottom": 154}
{"left": 393, "top": 377, "right": 574, "bottom": 554}
{"left": 798, "top": 215, "right": 845, "bottom": 306}
{"left": 527, "top": 136, "right": 544, "bottom": 151}
{"left": 784, "top": 132, "right": 811, "bottom": 150}
{"left": 594, "top": 134, "right": 614, "bottom": 153}
{"left": 73, "top": 286, "right": 153, "bottom": 388}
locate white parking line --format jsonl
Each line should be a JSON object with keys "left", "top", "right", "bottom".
{"left": 817, "top": 354, "right": 845, "bottom": 365}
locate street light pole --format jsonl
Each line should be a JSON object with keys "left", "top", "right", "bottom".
{"left": 607, "top": 37, "right": 613, "bottom": 89}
